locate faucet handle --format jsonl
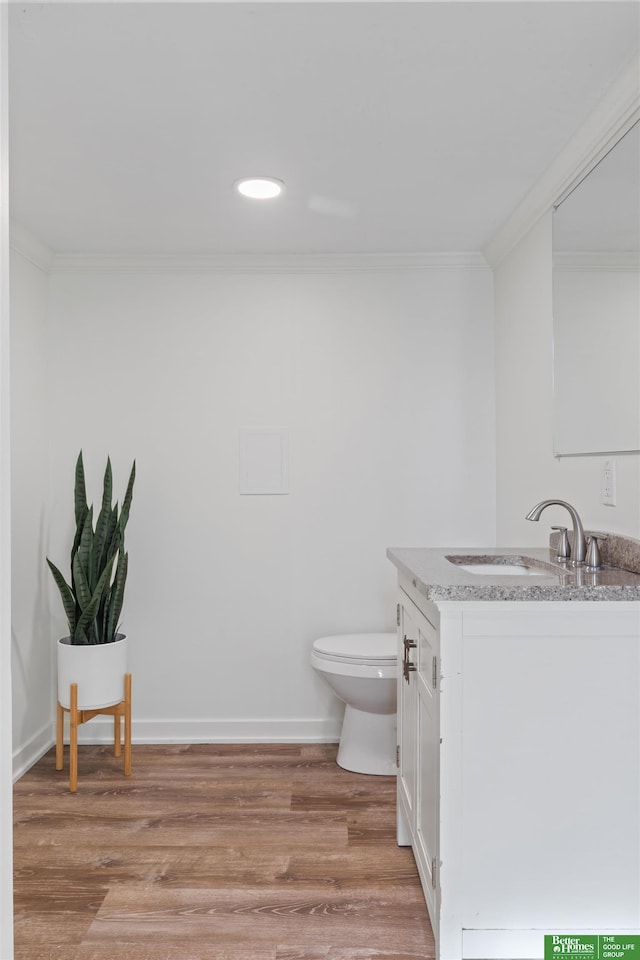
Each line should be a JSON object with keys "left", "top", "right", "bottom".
{"left": 585, "top": 535, "right": 607, "bottom": 571}
{"left": 551, "top": 526, "right": 570, "bottom": 561}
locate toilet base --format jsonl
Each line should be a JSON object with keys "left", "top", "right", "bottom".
{"left": 336, "top": 705, "right": 397, "bottom": 776}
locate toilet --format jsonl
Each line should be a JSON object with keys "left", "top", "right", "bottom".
{"left": 311, "top": 632, "right": 397, "bottom": 776}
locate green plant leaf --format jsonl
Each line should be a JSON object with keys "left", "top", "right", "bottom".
{"left": 72, "top": 552, "right": 92, "bottom": 612}
{"left": 119, "top": 461, "right": 136, "bottom": 534}
{"left": 46, "top": 559, "right": 76, "bottom": 636}
{"left": 105, "top": 521, "right": 122, "bottom": 566}
{"left": 104, "top": 505, "right": 119, "bottom": 558}
{"left": 100, "top": 586, "right": 110, "bottom": 644}
{"left": 77, "top": 506, "right": 94, "bottom": 589}
{"left": 106, "top": 551, "right": 128, "bottom": 644}
{"left": 71, "top": 503, "right": 88, "bottom": 569}
{"left": 76, "top": 559, "right": 115, "bottom": 642}
{"left": 73, "top": 623, "right": 90, "bottom": 646}
{"left": 74, "top": 451, "right": 87, "bottom": 527}
{"left": 91, "top": 458, "right": 113, "bottom": 583}
{"left": 102, "top": 458, "right": 113, "bottom": 511}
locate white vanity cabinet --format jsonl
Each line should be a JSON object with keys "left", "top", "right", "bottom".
{"left": 395, "top": 573, "right": 640, "bottom": 960}
{"left": 397, "top": 586, "right": 439, "bottom": 919}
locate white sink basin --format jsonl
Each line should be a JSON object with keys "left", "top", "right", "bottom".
{"left": 456, "top": 563, "right": 549, "bottom": 576}
{"left": 445, "top": 555, "right": 557, "bottom": 576}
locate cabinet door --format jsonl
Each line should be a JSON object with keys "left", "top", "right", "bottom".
{"left": 415, "top": 607, "right": 439, "bottom": 900}
{"left": 397, "top": 597, "right": 418, "bottom": 831}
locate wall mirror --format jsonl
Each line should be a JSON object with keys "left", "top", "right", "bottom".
{"left": 552, "top": 121, "right": 640, "bottom": 456}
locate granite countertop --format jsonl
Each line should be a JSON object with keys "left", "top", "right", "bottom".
{"left": 387, "top": 543, "right": 640, "bottom": 602}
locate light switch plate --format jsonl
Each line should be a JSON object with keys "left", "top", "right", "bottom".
{"left": 601, "top": 458, "right": 616, "bottom": 506}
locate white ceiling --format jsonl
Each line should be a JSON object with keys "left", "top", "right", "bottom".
{"left": 8, "top": 1, "right": 640, "bottom": 256}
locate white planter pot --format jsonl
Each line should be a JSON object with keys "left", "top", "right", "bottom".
{"left": 57, "top": 634, "right": 128, "bottom": 710}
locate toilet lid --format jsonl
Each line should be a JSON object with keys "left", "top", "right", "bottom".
{"left": 313, "top": 633, "right": 397, "bottom": 663}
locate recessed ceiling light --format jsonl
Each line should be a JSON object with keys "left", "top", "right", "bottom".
{"left": 234, "top": 177, "right": 285, "bottom": 200}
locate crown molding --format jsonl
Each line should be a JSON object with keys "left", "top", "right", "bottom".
{"left": 9, "top": 221, "right": 54, "bottom": 273}
{"left": 49, "top": 251, "right": 489, "bottom": 275}
{"left": 484, "top": 55, "right": 640, "bottom": 268}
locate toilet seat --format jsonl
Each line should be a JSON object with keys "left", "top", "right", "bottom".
{"left": 313, "top": 632, "right": 397, "bottom": 666}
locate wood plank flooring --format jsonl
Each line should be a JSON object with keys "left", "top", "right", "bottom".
{"left": 13, "top": 743, "right": 434, "bottom": 960}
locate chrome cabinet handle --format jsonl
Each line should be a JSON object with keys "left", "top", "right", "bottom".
{"left": 402, "top": 634, "right": 417, "bottom": 683}
{"left": 403, "top": 660, "right": 417, "bottom": 682}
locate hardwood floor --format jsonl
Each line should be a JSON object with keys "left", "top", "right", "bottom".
{"left": 13, "top": 743, "right": 434, "bottom": 960}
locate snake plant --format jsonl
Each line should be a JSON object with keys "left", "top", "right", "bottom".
{"left": 47, "top": 452, "right": 136, "bottom": 645}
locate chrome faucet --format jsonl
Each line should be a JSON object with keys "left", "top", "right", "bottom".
{"left": 525, "top": 499, "right": 587, "bottom": 565}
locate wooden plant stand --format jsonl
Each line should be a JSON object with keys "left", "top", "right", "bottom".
{"left": 56, "top": 673, "right": 132, "bottom": 793}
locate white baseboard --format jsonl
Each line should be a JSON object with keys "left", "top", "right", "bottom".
{"left": 13, "top": 718, "right": 341, "bottom": 777}
{"left": 13, "top": 721, "right": 55, "bottom": 781}
{"left": 74, "top": 717, "right": 342, "bottom": 745}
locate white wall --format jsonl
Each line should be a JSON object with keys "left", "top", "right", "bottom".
{"left": 0, "top": 3, "right": 14, "bottom": 954}
{"left": 10, "top": 244, "right": 52, "bottom": 776}
{"left": 494, "top": 214, "right": 640, "bottom": 545}
{"left": 45, "top": 262, "right": 495, "bottom": 740}
{"left": 554, "top": 262, "right": 639, "bottom": 455}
